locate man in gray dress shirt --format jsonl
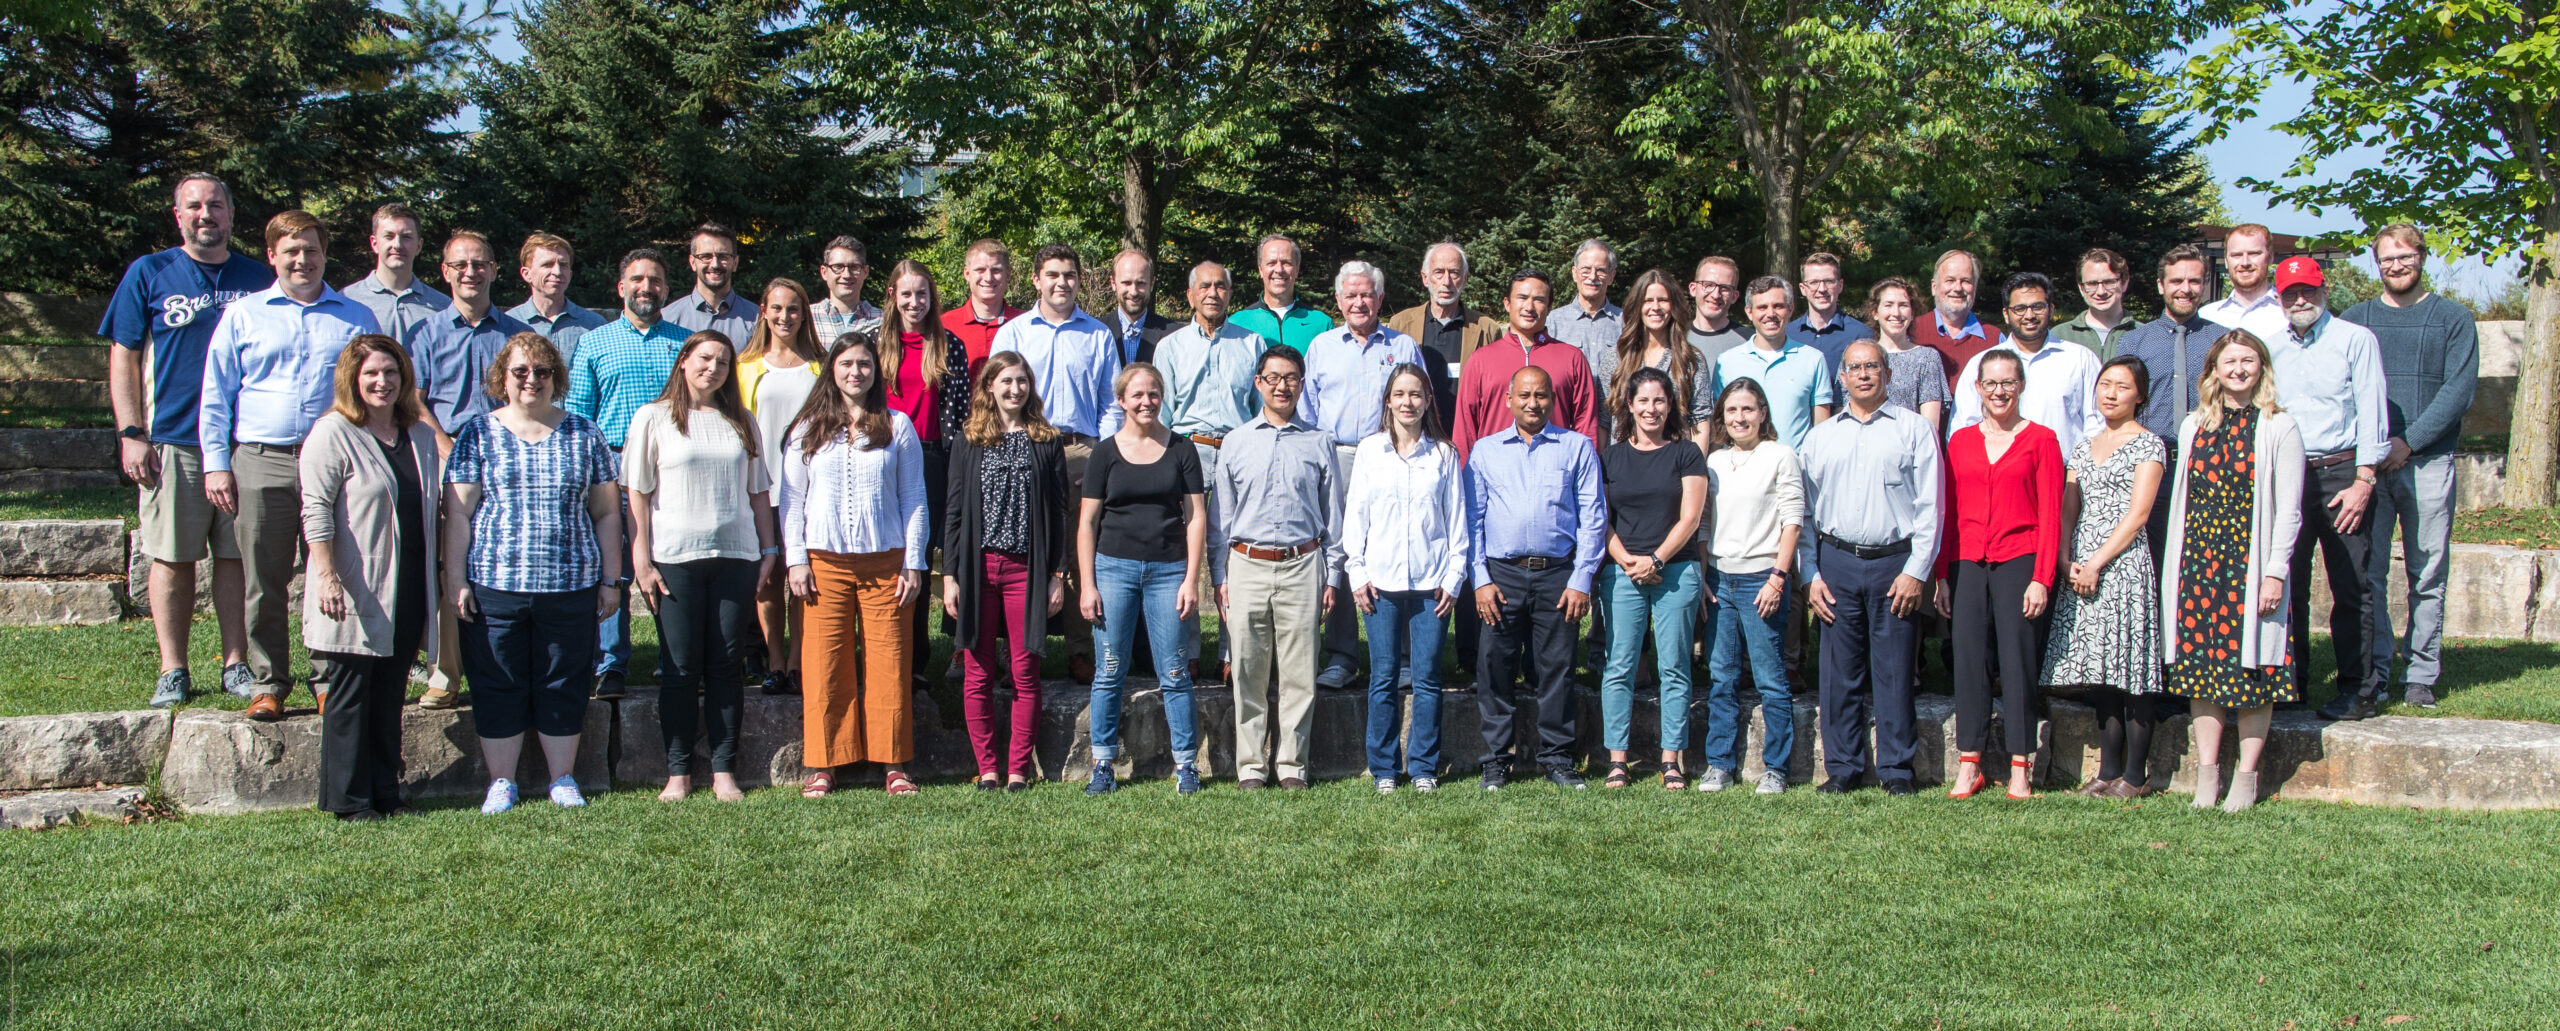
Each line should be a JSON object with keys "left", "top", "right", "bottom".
{"left": 1547, "top": 238, "right": 1624, "bottom": 401}
{"left": 1211, "top": 344, "right": 1345, "bottom": 789}
{"left": 506, "top": 231, "right": 607, "bottom": 365}
{"left": 341, "top": 202, "right": 448, "bottom": 349}
{"left": 668, "top": 221, "right": 760, "bottom": 344}
{"left": 2263, "top": 257, "right": 2392, "bottom": 719}
{"left": 1800, "top": 341, "right": 1944, "bottom": 794}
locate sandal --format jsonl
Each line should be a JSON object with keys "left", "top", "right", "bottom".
{"left": 800, "top": 771, "right": 835, "bottom": 799}
{"left": 1603, "top": 761, "right": 1630, "bottom": 789}
{"left": 1661, "top": 764, "right": 1688, "bottom": 792}
{"left": 2005, "top": 756, "right": 2037, "bottom": 800}
{"left": 1947, "top": 751, "right": 1989, "bottom": 799}
{"left": 884, "top": 770, "right": 920, "bottom": 796}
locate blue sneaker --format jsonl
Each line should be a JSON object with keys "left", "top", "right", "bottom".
{"left": 548, "top": 775, "right": 587, "bottom": 808}
{"left": 220, "top": 662, "right": 257, "bottom": 698}
{"left": 481, "top": 778, "right": 518, "bottom": 814}
{"left": 1175, "top": 765, "right": 1201, "bottom": 796}
{"left": 149, "top": 668, "right": 192, "bottom": 708}
{"left": 1085, "top": 764, "right": 1118, "bottom": 796}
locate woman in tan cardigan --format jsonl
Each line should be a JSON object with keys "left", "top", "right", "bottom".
{"left": 301, "top": 335, "right": 441, "bottom": 821}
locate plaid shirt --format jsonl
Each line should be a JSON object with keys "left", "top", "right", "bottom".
{"left": 445, "top": 412, "right": 620, "bottom": 593}
{"left": 563, "top": 316, "right": 690, "bottom": 446}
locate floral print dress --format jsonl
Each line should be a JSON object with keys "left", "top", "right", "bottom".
{"left": 2042, "top": 431, "right": 2165, "bottom": 694}
{"left": 2167, "top": 405, "right": 2295, "bottom": 706}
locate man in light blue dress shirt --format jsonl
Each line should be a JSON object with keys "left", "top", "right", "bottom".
{"left": 1714, "top": 276, "right": 1836, "bottom": 448}
{"left": 990, "top": 244, "right": 1124, "bottom": 456}
{"left": 1799, "top": 341, "right": 1943, "bottom": 794}
{"left": 199, "top": 209, "right": 380, "bottom": 717}
{"left": 1303, "top": 261, "right": 1422, "bottom": 689}
{"left": 2263, "top": 257, "right": 2393, "bottom": 719}
{"left": 506, "top": 231, "right": 607, "bottom": 365}
{"left": 1467, "top": 365, "right": 1606, "bottom": 790}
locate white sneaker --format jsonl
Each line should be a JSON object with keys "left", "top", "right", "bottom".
{"left": 480, "top": 778, "right": 518, "bottom": 814}
{"left": 1696, "top": 767, "right": 1733, "bottom": 792}
{"left": 548, "top": 775, "right": 587, "bottom": 808}
{"left": 1375, "top": 776, "right": 1397, "bottom": 794}
{"left": 1756, "top": 770, "right": 1787, "bottom": 795}
{"left": 1412, "top": 777, "right": 1438, "bottom": 793}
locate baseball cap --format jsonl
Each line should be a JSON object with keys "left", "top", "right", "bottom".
{"left": 2273, "top": 255, "right": 2325, "bottom": 292}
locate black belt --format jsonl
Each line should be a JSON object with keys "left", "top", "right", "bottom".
{"left": 1817, "top": 533, "right": 1911, "bottom": 560}
{"left": 1492, "top": 555, "right": 1570, "bottom": 571}
{"left": 239, "top": 442, "right": 301, "bottom": 456}
{"left": 2308, "top": 450, "right": 2356, "bottom": 469}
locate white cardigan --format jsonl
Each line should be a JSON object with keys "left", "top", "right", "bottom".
{"left": 2160, "top": 406, "right": 2304, "bottom": 669}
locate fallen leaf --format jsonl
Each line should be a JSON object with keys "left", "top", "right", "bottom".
{"left": 2339, "top": 1017, "right": 2360, "bottom": 1028}
{"left": 2150, "top": 841, "right": 2168, "bottom": 849}
{"left": 2482, "top": 941, "right": 2496, "bottom": 951}
{"left": 2384, "top": 1017, "right": 2416, "bottom": 1025}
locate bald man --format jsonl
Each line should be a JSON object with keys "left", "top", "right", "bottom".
{"left": 1107, "top": 249, "right": 1178, "bottom": 364}
{"left": 1467, "top": 365, "right": 1606, "bottom": 790}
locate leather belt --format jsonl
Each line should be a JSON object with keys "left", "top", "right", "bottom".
{"left": 1492, "top": 555, "right": 1569, "bottom": 571}
{"left": 2308, "top": 450, "right": 2356, "bottom": 469}
{"left": 240, "top": 442, "right": 302, "bottom": 456}
{"left": 1230, "top": 539, "right": 1320, "bottom": 561}
{"left": 1817, "top": 533, "right": 1911, "bottom": 560}
{"left": 1188, "top": 434, "right": 1224, "bottom": 449}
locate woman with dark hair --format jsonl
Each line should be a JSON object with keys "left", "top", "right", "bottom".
{"left": 1609, "top": 269, "right": 1715, "bottom": 441}
{"left": 1936, "top": 348, "right": 2065, "bottom": 800}
{"left": 2164, "top": 330, "right": 2304, "bottom": 812}
{"left": 1342, "top": 362, "right": 1467, "bottom": 793}
{"left": 1597, "top": 366, "right": 1710, "bottom": 789}
{"left": 874, "top": 259, "right": 975, "bottom": 685}
{"left": 1076, "top": 362, "right": 1209, "bottom": 795}
{"left": 626, "top": 330, "right": 780, "bottom": 802}
{"left": 446, "top": 332, "right": 622, "bottom": 814}
{"left": 302, "top": 334, "right": 441, "bottom": 820}
{"left": 737, "top": 277, "right": 823, "bottom": 695}
{"left": 943, "top": 350, "right": 1070, "bottom": 791}
{"left": 2043, "top": 354, "right": 2168, "bottom": 798}
{"left": 1866, "top": 277, "right": 1950, "bottom": 424}
{"left": 782, "top": 334, "right": 928, "bottom": 798}
{"left": 1698, "top": 375, "right": 1805, "bottom": 794}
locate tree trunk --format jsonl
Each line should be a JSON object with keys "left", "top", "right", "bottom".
{"left": 2506, "top": 226, "right": 2560, "bottom": 507}
{"left": 1119, "top": 149, "right": 1164, "bottom": 261}
{"left": 1760, "top": 181, "right": 1799, "bottom": 278}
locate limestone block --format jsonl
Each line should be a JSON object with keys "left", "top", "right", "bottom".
{"left": 0, "top": 343, "right": 110, "bottom": 381}
{"left": 0, "top": 579, "right": 121, "bottom": 625}
{"left": 0, "top": 518, "right": 126, "bottom": 576}
{"left": 2150, "top": 710, "right": 2560, "bottom": 809}
{"left": 0, "top": 708, "right": 169, "bottom": 789}
{"left": 164, "top": 700, "right": 611, "bottom": 813}
{"left": 2531, "top": 552, "right": 2560, "bottom": 644}
{"left": 2454, "top": 453, "right": 2506, "bottom": 512}
{"left": 0, "top": 428, "right": 115, "bottom": 472}
{"left": 2443, "top": 544, "right": 2538, "bottom": 639}
{"left": 2, "top": 786, "right": 143, "bottom": 830}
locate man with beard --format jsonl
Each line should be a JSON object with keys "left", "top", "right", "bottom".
{"left": 2114, "top": 244, "right": 2234, "bottom": 566}
{"left": 2261, "top": 257, "right": 2390, "bottom": 719}
{"left": 564, "top": 249, "right": 690, "bottom": 700}
{"left": 2202, "top": 223, "right": 2289, "bottom": 346}
{"left": 668, "top": 222, "right": 760, "bottom": 345}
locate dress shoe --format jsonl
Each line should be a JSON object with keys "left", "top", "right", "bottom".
{"left": 1541, "top": 765, "right": 1586, "bottom": 790}
{"left": 245, "top": 693, "right": 283, "bottom": 722}
{"left": 1237, "top": 777, "right": 1265, "bottom": 791}
{"left": 1279, "top": 777, "right": 1308, "bottom": 790}
{"left": 416, "top": 687, "right": 458, "bottom": 710}
{"left": 2319, "top": 689, "right": 2379, "bottom": 721}
{"left": 1816, "top": 778, "right": 1854, "bottom": 795}
{"left": 1883, "top": 780, "right": 1916, "bottom": 797}
{"left": 593, "top": 671, "right": 627, "bottom": 701}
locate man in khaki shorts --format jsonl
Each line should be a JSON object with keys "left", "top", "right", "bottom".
{"left": 100, "top": 173, "right": 268, "bottom": 708}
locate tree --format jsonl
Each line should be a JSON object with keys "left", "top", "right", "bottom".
{"left": 1987, "top": 63, "right": 2217, "bottom": 319}
{"left": 2165, "top": 0, "right": 2560, "bottom": 504}
{"left": 442, "top": 0, "right": 923, "bottom": 302}
{"left": 0, "top": 0, "right": 484, "bottom": 292}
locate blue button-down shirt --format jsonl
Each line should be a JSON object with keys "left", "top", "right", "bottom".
{"left": 1155, "top": 319, "right": 1267, "bottom": 437}
{"left": 505, "top": 299, "right": 608, "bottom": 367}
{"left": 564, "top": 315, "right": 692, "bottom": 447}
{"left": 2269, "top": 312, "right": 2390, "bottom": 464}
{"left": 1787, "top": 310, "right": 1873, "bottom": 373}
{"left": 2113, "top": 312, "right": 2231, "bottom": 441}
{"left": 992, "top": 306, "right": 1123, "bottom": 437}
{"left": 1467, "top": 423, "right": 1607, "bottom": 593}
{"left": 1546, "top": 301, "right": 1625, "bottom": 406}
{"left": 1797, "top": 402, "right": 1944, "bottom": 584}
{"left": 340, "top": 272, "right": 449, "bottom": 349}
{"left": 197, "top": 284, "right": 380, "bottom": 472}
{"left": 412, "top": 304, "right": 534, "bottom": 428}
{"left": 1713, "top": 338, "right": 1836, "bottom": 449}
{"left": 1302, "top": 324, "right": 1422, "bottom": 445}
{"left": 667, "top": 289, "right": 761, "bottom": 347}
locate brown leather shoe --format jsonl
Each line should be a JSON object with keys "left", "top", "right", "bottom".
{"left": 2103, "top": 779, "right": 2155, "bottom": 799}
{"left": 1279, "top": 777, "right": 1308, "bottom": 790}
{"left": 416, "top": 687, "right": 458, "bottom": 710}
{"left": 245, "top": 694, "right": 283, "bottom": 721}
{"left": 2078, "top": 777, "right": 2117, "bottom": 798}
{"left": 1237, "top": 778, "right": 1265, "bottom": 791}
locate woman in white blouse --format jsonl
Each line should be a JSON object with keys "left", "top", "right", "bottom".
{"left": 735, "top": 277, "right": 823, "bottom": 696}
{"left": 1342, "top": 363, "right": 1469, "bottom": 793}
{"left": 626, "top": 330, "right": 779, "bottom": 802}
{"left": 780, "top": 335, "right": 928, "bottom": 797}
{"left": 1699, "top": 377, "right": 1807, "bottom": 794}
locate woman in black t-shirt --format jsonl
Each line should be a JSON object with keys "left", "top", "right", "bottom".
{"left": 1075, "top": 363, "right": 1208, "bottom": 796}
{"left": 1598, "top": 367, "right": 1710, "bottom": 790}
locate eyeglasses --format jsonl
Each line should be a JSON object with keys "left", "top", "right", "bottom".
{"left": 1257, "top": 373, "right": 1304, "bottom": 386}
{"left": 2377, "top": 255, "right": 2423, "bottom": 270}
{"left": 507, "top": 366, "right": 556, "bottom": 380}
{"left": 820, "top": 262, "right": 865, "bottom": 274}
{"left": 1801, "top": 278, "right": 1842, "bottom": 288}
{"left": 2079, "top": 277, "right": 2124, "bottom": 291}
{"left": 2005, "top": 302, "right": 2052, "bottom": 314}
{"left": 692, "top": 252, "right": 737, "bottom": 264}
{"left": 1840, "top": 361, "right": 1885, "bottom": 374}
{"left": 1979, "top": 378, "right": 2022, "bottom": 391}
{"left": 442, "top": 260, "right": 495, "bottom": 272}
{"left": 1690, "top": 281, "right": 1737, "bottom": 295}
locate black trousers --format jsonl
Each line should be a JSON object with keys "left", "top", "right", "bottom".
{"left": 1476, "top": 560, "right": 1577, "bottom": 768}
{"left": 1815, "top": 543, "right": 1921, "bottom": 786}
{"left": 654, "top": 557, "right": 758, "bottom": 776}
{"left": 1950, "top": 556, "right": 2037, "bottom": 757}
{"left": 2291, "top": 458, "right": 2378, "bottom": 698}
{"left": 907, "top": 440, "right": 950, "bottom": 668}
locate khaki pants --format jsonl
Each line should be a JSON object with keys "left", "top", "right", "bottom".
{"left": 231, "top": 444, "right": 302, "bottom": 695}
{"left": 1227, "top": 548, "right": 1325, "bottom": 781}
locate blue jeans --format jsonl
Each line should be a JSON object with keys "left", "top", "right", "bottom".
{"left": 1706, "top": 568, "right": 1794, "bottom": 774}
{"left": 1088, "top": 554, "right": 1199, "bottom": 764}
{"left": 1362, "top": 591, "right": 1445, "bottom": 778}
{"left": 1599, "top": 561, "right": 1702, "bottom": 753}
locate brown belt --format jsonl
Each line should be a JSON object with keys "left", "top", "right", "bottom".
{"left": 2308, "top": 450, "right": 2357, "bottom": 469}
{"left": 1230, "top": 539, "right": 1320, "bottom": 561}
{"left": 1188, "top": 433, "right": 1223, "bottom": 449}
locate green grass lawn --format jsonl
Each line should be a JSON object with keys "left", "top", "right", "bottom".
{"left": 1, "top": 779, "right": 2551, "bottom": 1028}
{"left": 0, "top": 403, "right": 112, "bottom": 429}
{"left": 0, "top": 487, "right": 132, "bottom": 526}
{"left": 2451, "top": 506, "right": 2560, "bottom": 550}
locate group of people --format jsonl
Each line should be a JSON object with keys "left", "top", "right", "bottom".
{"left": 103, "top": 172, "right": 2479, "bottom": 820}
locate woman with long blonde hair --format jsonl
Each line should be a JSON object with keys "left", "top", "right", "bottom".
{"left": 736, "top": 277, "right": 823, "bottom": 696}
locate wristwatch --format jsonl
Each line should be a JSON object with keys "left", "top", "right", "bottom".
{"left": 119, "top": 425, "right": 147, "bottom": 441}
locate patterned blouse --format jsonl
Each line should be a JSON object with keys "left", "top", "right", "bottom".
{"left": 978, "top": 430, "right": 1035, "bottom": 553}
{"left": 444, "top": 411, "right": 619, "bottom": 593}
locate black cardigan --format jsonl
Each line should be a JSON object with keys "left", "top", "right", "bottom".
{"left": 943, "top": 432, "right": 1071, "bottom": 654}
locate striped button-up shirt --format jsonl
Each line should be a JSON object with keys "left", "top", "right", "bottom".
{"left": 198, "top": 284, "right": 380, "bottom": 472}
{"left": 564, "top": 316, "right": 692, "bottom": 447}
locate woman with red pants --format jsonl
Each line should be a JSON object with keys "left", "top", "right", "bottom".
{"left": 942, "top": 351, "right": 1071, "bottom": 790}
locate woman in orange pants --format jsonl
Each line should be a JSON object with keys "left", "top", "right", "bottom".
{"left": 779, "top": 334, "right": 929, "bottom": 796}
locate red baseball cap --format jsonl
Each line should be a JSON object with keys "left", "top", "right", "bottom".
{"left": 2273, "top": 255, "right": 2325, "bottom": 291}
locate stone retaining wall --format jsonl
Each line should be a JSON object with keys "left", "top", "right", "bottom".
{"left": 0, "top": 519, "right": 127, "bottom": 625}
{"left": 2310, "top": 541, "right": 2560, "bottom": 643}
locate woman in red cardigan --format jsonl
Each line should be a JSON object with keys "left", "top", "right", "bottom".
{"left": 1934, "top": 349, "right": 2065, "bottom": 800}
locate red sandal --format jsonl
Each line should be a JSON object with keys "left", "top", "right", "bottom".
{"left": 2005, "top": 756, "right": 2037, "bottom": 800}
{"left": 884, "top": 769, "right": 919, "bottom": 796}
{"left": 800, "top": 770, "right": 834, "bottom": 798}
{"left": 1947, "top": 751, "right": 1990, "bottom": 799}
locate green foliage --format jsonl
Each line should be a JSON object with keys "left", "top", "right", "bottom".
{"left": 441, "top": 0, "right": 923, "bottom": 306}
{"left": 0, "top": 0, "right": 488, "bottom": 293}
{"left": 2444, "top": 272, "right": 2533, "bottom": 320}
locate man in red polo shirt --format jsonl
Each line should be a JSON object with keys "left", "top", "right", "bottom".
{"left": 1452, "top": 268, "right": 1599, "bottom": 462}
{"left": 1912, "top": 248, "right": 2005, "bottom": 390}
{"left": 940, "top": 238, "right": 1023, "bottom": 370}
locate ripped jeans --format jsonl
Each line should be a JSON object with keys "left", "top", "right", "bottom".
{"left": 1088, "top": 553, "right": 1201, "bottom": 765}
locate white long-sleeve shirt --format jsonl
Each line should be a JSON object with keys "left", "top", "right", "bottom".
{"left": 1341, "top": 431, "right": 1470, "bottom": 595}
{"left": 778, "top": 411, "right": 928, "bottom": 569}
{"left": 1948, "top": 338, "right": 2105, "bottom": 457}
{"left": 1704, "top": 440, "right": 1805, "bottom": 575}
